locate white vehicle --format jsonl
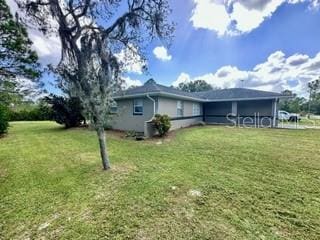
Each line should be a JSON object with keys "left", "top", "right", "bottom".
{"left": 278, "top": 110, "right": 301, "bottom": 122}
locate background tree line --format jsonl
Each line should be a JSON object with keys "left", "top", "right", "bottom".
{"left": 0, "top": 0, "right": 41, "bottom": 134}
{"left": 279, "top": 78, "right": 320, "bottom": 115}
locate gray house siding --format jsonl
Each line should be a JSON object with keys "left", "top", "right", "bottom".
{"left": 170, "top": 117, "right": 203, "bottom": 130}
{"left": 110, "top": 81, "right": 283, "bottom": 135}
{"left": 110, "top": 97, "right": 154, "bottom": 132}
{"left": 111, "top": 97, "right": 278, "bottom": 134}
{"left": 157, "top": 97, "right": 203, "bottom": 117}
{"left": 110, "top": 96, "right": 203, "bottom": 134}
{"left": 157, "top": 97, "right": 203, "bottom": 130}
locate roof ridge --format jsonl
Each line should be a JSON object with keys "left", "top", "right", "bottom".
{"left": 114, "top": 81, "right": 286, "bottom": 100}
{"left": 153, "top": 82, "right": 162, "bottom": 92}
{"left": 155, "top": 83, "right": 200, "bottom": 97}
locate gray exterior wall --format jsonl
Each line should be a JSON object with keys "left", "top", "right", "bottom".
{"left": 170, "top": 117, "right": 203, "bottom": 130}
{"left": 110, "top": 97, "right": 154, "bottom": 132}
{"left": 110, "top": 96, "right": 277, "bottom": 134}
{"left": 157, "top": 97, "right": 203, "bottom": 117}
{"left": 111, "top": 96, "right": 203, "bottom": 134}
{"left": 157, "top": 97, "right": 203, "bottom": 130}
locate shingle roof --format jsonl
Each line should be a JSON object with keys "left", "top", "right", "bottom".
{"left": 193, "top": 88, "right": 284, "bottom": 100}
{"left": 115, "top": 79, "right": 286, "bottom": 101}
{"left": 115, "top": 79, "right": 197, "bottom": 98}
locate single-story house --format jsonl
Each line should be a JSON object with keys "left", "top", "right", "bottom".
{"left": 110, "top": 79, "right": 287, "bottom": 137}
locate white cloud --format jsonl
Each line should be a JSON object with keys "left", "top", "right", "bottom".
{"left": 13, "top": 77, "right": 48, "bottom": 100}
{"left": 190, "top": 0, "right": 320, "bottom": 36}
{"left": 309, "top": 0, "right": 320, "bottom": 9}
{"left": 6, "top": 0, "right": 61, "bottom": 66}
{"left": 172, "top": 72, "right": 191, "bottom": 86}
{"left": 231, "top": 0, "right": 283, "bottom": 34}
{"left": 115, "top": 44, "right": 146, "bottom": 74}
{"left": 190, "top": 0, "right": 231, "bottom": 36}
{"left": 29, "top": 32, "right": 61, "bottom": 66}
{"left": 153, "top": 46, "right": 172, "bottom": 61}
{"left": 122, "top": 76, "right": 142, "bottom": 89}
{"left": 172, "top": 51, "right": 320, "bottom": 96}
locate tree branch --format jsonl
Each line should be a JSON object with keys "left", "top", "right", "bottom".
{"left": 103, "top": 5, "right": 143, "bottom": 37}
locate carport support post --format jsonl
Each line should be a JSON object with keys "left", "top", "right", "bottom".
{"left": 232, "top": 101, "right": 238, "bottom": 125}
{"left": 272, "top": 99, "right": 278, "bottom": 128}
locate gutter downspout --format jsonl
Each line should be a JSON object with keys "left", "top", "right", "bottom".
{"left": 145, "top": 94, "right": 156, "bottom": 138}
{"left": 146, "top": 94, "right": 156, "bottom": 119}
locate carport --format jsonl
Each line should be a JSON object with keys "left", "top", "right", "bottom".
{"left": 197, "top": 89, "right": 282, "bottom": 127}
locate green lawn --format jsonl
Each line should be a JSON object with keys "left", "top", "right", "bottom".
{"left": 1, "top": 122, "right": 320, "bottom": 239}
{"left": 299, "top": 117, "right": 320, "bottom": 127}
{"left": 278, "top": 117, "right": 320, "bottom": 127}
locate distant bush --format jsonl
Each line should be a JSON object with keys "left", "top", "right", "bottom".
{"left": 0, "top": 105, "right": 9, "bottom": 135}
{"left": 152, "top": 114, "right": 171, "bottom": 137}
{"left": 8, "top": 102, "right": 53, "bottom": 121}
{"left": 47, "top": 95, "right": 85, "bottom": 128}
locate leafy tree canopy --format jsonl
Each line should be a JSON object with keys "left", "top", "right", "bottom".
{"left": 279, "top": 79, "right": 320, "bottom": 115}
{"left": 177, "top": 80, "right": 213, "bottom": 92}
{"left": 308, "top": 78, "right": 320, "bottom": 99}
{"left": 0, "top": 0, "right": 40, "bottom": 80}
{"left": 46, "top": 95, "right": 85, "bottom": 129}
{"left": 16, "top": 0, "right": 174, "bottom": 169}
{"left": 279, "top": 90, "right": 307, "bottom": 114}
{"left": 0, "top": 80, "right": 23, "bottom": 107}
{"left": 0, "top": 104, "right": 9, "bottom": 135}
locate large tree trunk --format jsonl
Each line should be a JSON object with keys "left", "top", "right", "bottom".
{"left": 96, "top": 127, "right": 110, "bottom": 170}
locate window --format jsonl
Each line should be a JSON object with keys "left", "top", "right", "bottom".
{"left": 133, "top": 99, "right": 143, "bottom": 115}
{"left": 192, "top": 103, "right": 200, "bottom": 116}
{"left": 177, "top": 100, "right": 183, "bottom": 117}
{"left": 110, "top": 102, "right": 117, "bottom": 114}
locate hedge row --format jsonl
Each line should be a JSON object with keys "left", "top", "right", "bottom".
{"left": 8, "top": 105, "right": 53, "bottom": 121}
{"left": 0, "top": 105, "right": 9, "bottom": 134}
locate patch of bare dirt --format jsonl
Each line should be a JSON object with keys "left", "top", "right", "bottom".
{"left": 105, "top": 129, "right": 127, "bottom": 139}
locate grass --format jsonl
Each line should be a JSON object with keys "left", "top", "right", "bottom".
{"left": 1, "top": 121, "right": 320, "bottom": 239}
{"left": 299, "top": 117, "right": 320, "bottom": 127}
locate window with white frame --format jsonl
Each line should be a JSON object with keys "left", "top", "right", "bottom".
{"left": 177, "top": 100, "right": 183, "bottom": 117}
{"left": 133, "top": 99, "right": 143, "bottom": 115}
{"left": 110, "top": 101, "right": 118, "bottom": 113}
{"left": 192, "top": 103, "right": 200, "bottom": 116}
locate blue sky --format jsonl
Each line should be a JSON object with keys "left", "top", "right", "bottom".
{"left": 7, "top": 0, "right": 320, "bottom": 96}
{"left": 130, "top": 0, "right": 320, "bottom": 96}
{"left": 154, "top": 1, "right": 320, "bottom": 77}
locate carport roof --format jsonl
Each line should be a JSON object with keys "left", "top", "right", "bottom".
{"left": 114, "top": 79, "right": 287, "bottom": 101}
{"left": 193, "top": 88, "right": 286, "bottom": 101}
